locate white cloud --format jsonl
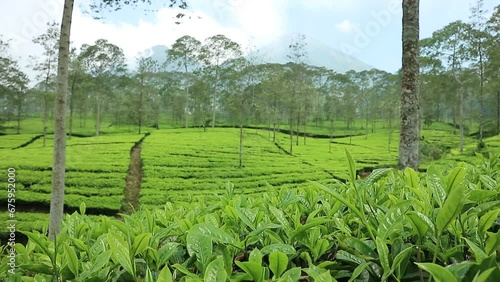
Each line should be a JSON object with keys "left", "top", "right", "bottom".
{"left": 336, "top": 20, "right": 356, "bottom": 33}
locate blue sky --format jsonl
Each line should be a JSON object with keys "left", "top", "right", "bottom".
{"left": 1, "top": 0, "right": 497, "bottom": 76}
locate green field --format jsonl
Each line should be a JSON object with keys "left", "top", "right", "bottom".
{"left": 0, "top": 120, "right": 498, "bottom": 236}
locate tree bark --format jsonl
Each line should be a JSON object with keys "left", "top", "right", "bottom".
{"left": 49, "top": 0, "right": 74, "bottom": 241}
{"left": 398, "top": 0, "right": 420, "bottom": 170}
{"left": 459, "top": 86, "right": 464, "bottom": 152}
{"left": 239, "top": 124, "right": 243, "bottom": 168}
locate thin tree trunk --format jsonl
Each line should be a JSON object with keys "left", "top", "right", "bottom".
{"left": 296, "top": 111, "right": 300, "bottom": 146}
{"left": 16, "top": 105, "right": 21, "bottom": 134}
{"left": 497, "top": 91, "right": 500, "bottom": 135}
{"left": 398, "top": 0, "right": 420, "bottom": 170}
{"left": 289, "top": 116, "right": 293, "bottom": 154}
{"left": 303, "top": 114, "right": 307, "bottom": 145}
{"left": 239, "top": 124, "right": 243, "bottom": 168}
{"left": 96, "top": 100, "right": 101, "bottom": 136}
{"left": 49, "top": 0, "right": 74, "bottom": 241}
{"left": 459, "top": 86, "right": 464, "bottom": 152}
{"left": 69, "top": 73, "right": 76, "bottom": 139}
{"left": 138, "top": 80, "right": 143, "bottom": 135}
{"left": 43, "top": 96, "right": 48, "bottom": 146}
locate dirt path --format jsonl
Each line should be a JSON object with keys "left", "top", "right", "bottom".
{"left": 120, "top": 132, "right": 149, "bottom": 214}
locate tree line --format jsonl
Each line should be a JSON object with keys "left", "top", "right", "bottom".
{"left": 2, "top": 4, "right": 498, "bottom": 144}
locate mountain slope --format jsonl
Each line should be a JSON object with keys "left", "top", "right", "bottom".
{"left": 257, "top": 34, "right": 373, "bottom": 73}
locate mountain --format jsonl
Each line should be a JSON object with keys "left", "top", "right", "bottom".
{"left": 145, "top": 34, "right": 373, "bottom": 73}
{"left": 257, "top": 34, "right": 373, "bottom": 73}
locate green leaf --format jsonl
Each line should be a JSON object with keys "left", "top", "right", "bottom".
{"left": 280, "top": 267, "right": 301, "bottom": 281}
{"left": 416, "top": 263, "right": 459, "bottom": 282}
{"left": 269, "top": 206, "right": 290, "bottom": 230}
{"left": 289, "top": 217, "right": 331, "bottom": 243}
{"left": 261, "top": 244, "right": 296, "bottom": 255}
{"left": 376, "top": 237, "right": 390, "bottom": 280}
{"left": 19, "top": 263, "right": 53, "bottom": 275}
{"left": 186, "top": 230, "right": 213, "bottom": 273}
{"left": 445, "top": 167, "right": 466, "bottom": 196}
{"left": 463, "top": 238, "right": 487, "bottom": 263}
{"left": 190, "top": 223, "right": 239, "bottom": 247}
{"left": 21, "top": 231, "right": 55, "bottom": 263}
{"left": 406, "top": 211, "right": 434, "bottom": 238}
{"left": 92, "top": 250, "right": 112, "bottom": 271}
{"left": 107, "top": 231, "right": 134, "bottom": 276}
{"left": 436, "top": 178, "right": 465, "bottom": 234}
{"left": 347, "top": 237, "right": 377, "bottom": 259}
{"left": 249, "top": 248, "right": 263, "bottom": 264}
{"left": 345, "top": 149, "right": 357, "bottom": 183}
{"left": 478, "top": 209, "right": 499, "bottom": 234}
{"left": 79, "top": 202, "right": 86, "bottom": 215}
{"left": 204, "top": 257, "right": 227, "bottom": 282}
{"left": 485, "top": 231, "right": 500, "bottom": 255}
{"left": 145, "top": 267, "right": 154, "bottom": 282}
{"left": 157, "top": 265, "right": 173, "bottom": 282}
{"left": 392, "top": 246, "right": 413, "bottom": 279}
{"left": 405, "top": 167, "right": 419, "bottom": 189}
{"left": 348, "top": 262, "right": 371, "bottom": 282}
{"left": 468, "top": 190, "right": 500, "bottom": 203}
{"left": 235, "top": 261, "right": 263, "bottom": 282}
{"left": 172, "top": 264, "right": 203, "bottom": 281}
{"left": 472, "top": 267, "right": 497, "bottom": 282}
{"left": 377, "top": 200, "right": 412, "bottom": 240}
{"left": 312, "top": 181, "right": 364, "bottom": 219}
{"left": 269, "top": 252, "right": 288, "bottom": 278}
{"left": 131, "top": 233, "right": 152, "bottom": 256}
{"left": 363, "top": 168, "right": 392, "bottom": 187}
{"left": 64, "top": 244, "right": 79, "bottom": 277}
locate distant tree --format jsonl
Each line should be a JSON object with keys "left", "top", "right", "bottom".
{"left": 399, "top": 0, "right": 420, "bottom": 170}
{"left": 469, "top": 0, "right": 489, "bottom": 141}
{"left": 286, "top": 34, "right": 308, "bottom": 152}
{"left": 0, "top": 38, "right": 29, "bottom": 133}
{"left": 31, "top": 22, "right": 59, "bottom": 146}
{"left": 79, "top": 39, "right": 126, "bottom": 136}
{"left": 135, "top": 55, "right": 160, "bottom": 134}
{"left": 199, "top": 34, "right": 242, "bottom": 128}
{"left": 168, "top": 35, "right": 201, "bottom": 127}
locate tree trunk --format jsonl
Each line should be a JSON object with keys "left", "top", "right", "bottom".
{"left": 289, "top": 116, "right": 293, "bottom": 154}
{"left": 49, "top": 0, "right": 74, "bottom": 241}
{"left": 329, "top": 118, "right": 333, "bottom": 153}
{"left": 43, "top": 96, "right": 48, "bottom": 146}
{"left": 138, "top": 81, "right": 143, "bottom": 135}
{"left": 69, "top": 73, "right": 76, "bottom": 139}
{"left": 96, "top": 100, "right": 101, "bottom": 136}
{"left": 398, "top": 0, "right": 420, "bottom": 170}
{"left": 478, "top": 43, "right": 484, "bottom": 141}
{"left": 497, "top": 91, "right": 500, "bottom": 135}
{"left": 303, "top": 114, "right": 307, "bottom": 145}
{"left": 459, "top": 86, "right": 464, "bottom": 152}
{"left": 16, "top": 104, "right": 21, "bottom": 134}
{"left": 239, "top": 124, "right": 243, "bottom": 168}
{"left": 296, "top": 111, "right": 300, "bottom": 146}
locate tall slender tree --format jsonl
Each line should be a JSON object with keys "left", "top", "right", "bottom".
{"left": 399, "top": 0, "right": 420, "bottom": 170}
{"left": 168, "top": 35, "right": 201, "bottom": 128}
{"left": 49, "top": 0, "right": 189, "bottom": 240}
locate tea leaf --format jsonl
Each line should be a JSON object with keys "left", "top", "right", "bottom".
{"left": 204, "top": 257, "right": 227, "bottom": 282}
{"left": 269, "top": 251, "right": 288, "bottom": 278}
{"left": 416, "top": 263, "right": 459, "bottom": 282}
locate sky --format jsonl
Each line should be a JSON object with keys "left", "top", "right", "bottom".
{"left": 0, "top": 0, "right": 497, "bottom": 81}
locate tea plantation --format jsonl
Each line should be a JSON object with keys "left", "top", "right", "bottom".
{"left": 0, "top": 122, "right": 499, "bottom": 281}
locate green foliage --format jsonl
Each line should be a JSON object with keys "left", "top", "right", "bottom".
{"left": 2, "top": 153, "right": 499, "bottom": 281}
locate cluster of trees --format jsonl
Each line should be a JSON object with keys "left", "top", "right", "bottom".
{"left": 420, "top": 1, "right": 500, "bottom": 151}
{"left": 2, "top": 6, "right": 498, "bottom": 147}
